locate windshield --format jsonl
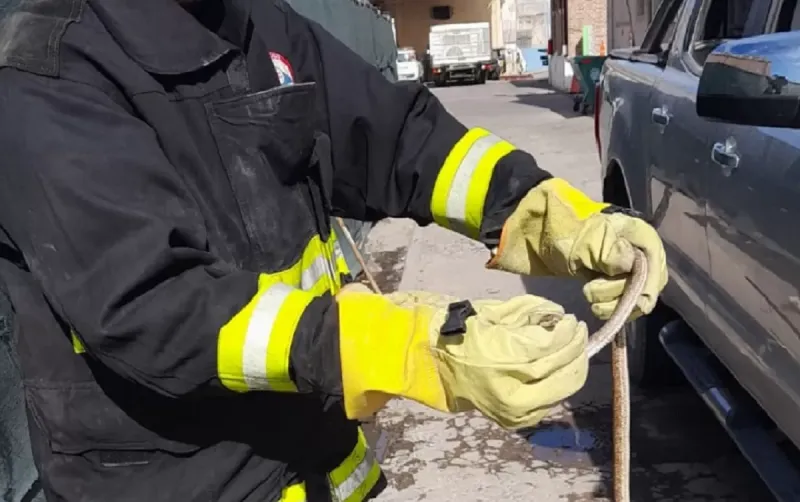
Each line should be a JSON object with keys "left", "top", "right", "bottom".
{"left": 397, "top": 52, "right": 416, "bottom": 62}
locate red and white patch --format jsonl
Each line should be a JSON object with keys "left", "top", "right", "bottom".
{"left": 270, "top": 52, "right": 295, "bottom": 86}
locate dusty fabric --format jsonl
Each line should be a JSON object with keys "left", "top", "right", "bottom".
{"left": 286, "top": 0, "right": 398, "bottom": 278}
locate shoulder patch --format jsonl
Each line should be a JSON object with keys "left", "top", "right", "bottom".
{"left": 270, "top": 52, "right": 294, "bottom": 86}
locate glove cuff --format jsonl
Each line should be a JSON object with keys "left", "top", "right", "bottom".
{"left": 337, "top": 292, "right": 448, "bottom": 419}
{"left": 486, "top": 178, "right": 610, "bottom": 276}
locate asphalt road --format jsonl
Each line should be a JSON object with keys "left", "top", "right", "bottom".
{"left": 360, "top": 79, "right": 772, "bottom": 501}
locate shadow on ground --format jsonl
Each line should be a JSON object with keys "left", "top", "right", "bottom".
{"left": 500, "top": 77, "right": 584, "bottom": 119}
{"left": 518, "top": 275, "right": 770, "bottom": 500}
{"left": 509, "top": 78, "right": 554, "bottom": 91}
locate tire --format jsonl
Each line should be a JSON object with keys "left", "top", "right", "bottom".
{"left": 476, "top": 71, "right": 487, "bottom": 84}
{"left": 626, "top": 300, "right": 684, "bottom": 389}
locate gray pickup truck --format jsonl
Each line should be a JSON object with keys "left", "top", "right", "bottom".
{"left": 597, "top": 0, "right": 800, "bottom": 499}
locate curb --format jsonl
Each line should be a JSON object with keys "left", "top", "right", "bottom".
{"left": 499, "top": 71, "right": 548, "bottom": 81}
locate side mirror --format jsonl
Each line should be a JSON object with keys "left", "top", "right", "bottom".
{"left": 696, "top": 32, "right": 800, "bottom": 128}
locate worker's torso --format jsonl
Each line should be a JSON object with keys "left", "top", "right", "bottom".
{"left": 0, "top": 0, "right": 370, "bottom": 500}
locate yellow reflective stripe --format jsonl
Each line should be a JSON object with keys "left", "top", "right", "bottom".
{"left": 218, "top": 276, "right": 314, "bottom": 392}
{"left": 332, "top": 239, "right": 350, "bottom": 277}
{"left": 322, "top": 230, "right": 350, "bottom": 294}
{"left": 281, "top": 482, "right": 307, "bottom": 502}
{"left": 217, "top": 231, "right": 349, "bottom": 391}
{"left": 430, "top": 128, "right": 516, "bottom": 239}
{"left": 464, "top": 140, "right": 515, "bottom": 235}
{"left": 301, "top": 254, "right": 333, "bottom": 292}
{"left": 431, "top": 128, "right": 488, "bottom": 229}
{"left": 278, "top": 428, "right": 382, "bottom": 502}
{"left": 71, "top": 330, "right": 85, "bottom": 354}
{"left": 330, "top": 428, "right": 382, "bottom": 502}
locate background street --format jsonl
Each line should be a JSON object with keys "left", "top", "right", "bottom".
{"left": 361, "top": 79, "right": 771, "bottom": 501}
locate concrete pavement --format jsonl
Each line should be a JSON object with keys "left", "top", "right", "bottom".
{"left": 359, "top": 79, "right": 771, "bottom": 501}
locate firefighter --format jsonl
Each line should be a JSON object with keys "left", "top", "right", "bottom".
{"left": 0, "top": 0, "right": 667, "bottom": 501}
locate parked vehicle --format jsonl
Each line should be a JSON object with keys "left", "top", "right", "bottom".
{"left": 428, "top": 22, "right": 492, "bottom": 85}
{"left": 483, "top": 57, "right": 501, "bottom": 80}
{"left": 597, "top": 0, "right": 800, "bottom": 499}
{"left": 396, "top": 47, "right": 424, "bottom": 83}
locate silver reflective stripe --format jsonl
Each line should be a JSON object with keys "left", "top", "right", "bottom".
{"left": 332, "top": 451, "right": 375, "bottom": 501}
{"left": 445, "top": 133, "right": 504, "bottom": 234}
{"left": 333, "top": 241, "right": 345, "bottom": 263}
{"left": 241, "top": 283, "right": 293, "bottom": 390}
{"left": 300, "top": 255, "right": 330, "bottom": 290}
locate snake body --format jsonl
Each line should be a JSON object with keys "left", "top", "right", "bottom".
{"left": 585, "top": 248, "right": 648, "bottom": 502}
{"left": 337, "top": 217, "right": 648, "bottom": 502}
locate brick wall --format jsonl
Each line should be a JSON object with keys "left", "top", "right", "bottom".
{"left": 566, "top": 0, "right": 607, "bottom": 56}
{"left": 387, "top": 0, "right": 492, "bottom": 55}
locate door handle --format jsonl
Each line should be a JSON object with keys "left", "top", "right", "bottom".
{"left": 711, "top": 140, "right": 740, "bottom": 176}
{"left": 651, "top": 106, "right": 670, "bottom": 126}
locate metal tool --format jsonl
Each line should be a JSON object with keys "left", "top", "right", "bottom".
{"left": 336, "top": 217, "right": 646, "bottom": 502}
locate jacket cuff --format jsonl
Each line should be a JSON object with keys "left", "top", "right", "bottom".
{"left": 289, "top": 296, "right": 345, "bottom": 409}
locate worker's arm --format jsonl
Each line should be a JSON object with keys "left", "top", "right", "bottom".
{"left": 287, "top": 7, "right": 668, "bottom": 320}
{"left": 0, "top": 71, "right": 337, "bottom": 398}
{"left": 287, "top": 7, "right": 551, "bottom": 247}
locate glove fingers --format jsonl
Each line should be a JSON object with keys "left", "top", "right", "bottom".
{"left": 582, "top": 246, "right": 667, "bottom": 320}
{"left": 485, "top": 343, "right": 590, "bottom": 430}
{"left": 477, "top": 294, "right": 566, "bottom": 327}
{"left": 454, "top": 313, "right": 582, "bottom": 368}
{"left": 582, "top": 275, "right": 627, "bottom": 305}
{"left": 612, "top": 215, "right": 669, "bottom": 313}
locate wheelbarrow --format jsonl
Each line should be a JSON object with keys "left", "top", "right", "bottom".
{"left": 569, "top": 55, "right": 607, "bottom": 115}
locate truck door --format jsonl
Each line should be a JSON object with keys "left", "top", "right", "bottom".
{"left": 644, "top": 0, "right": 715, "bottom": 331}
{"left": 702, "top": 0, "right": 800, "bottom": 448}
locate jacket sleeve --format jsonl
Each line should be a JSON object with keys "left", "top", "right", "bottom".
{"left": 292, "top": 8, "right": 553, "bottom": 247}
{"left": 0, "top": 71, "right": 332, "bottom": 399}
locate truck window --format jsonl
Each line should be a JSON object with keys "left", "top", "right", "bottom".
{"left": 661, "top": 11, "right": 680, "bottom": 50}
{"left": 688, "top": 0, "right": 755, "bottom": 66}
{"left": 640, "top": 0, "right": 684, "bottom": 54}
{"left": 775, "top": 0, "right": 800, "bottom": 31}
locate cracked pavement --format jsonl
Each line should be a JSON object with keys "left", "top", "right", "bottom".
{"left": 358, "top": 79, "right": 773, "bottom": 501}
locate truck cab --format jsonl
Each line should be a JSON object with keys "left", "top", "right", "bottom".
{"left": 596, "top": 0, "right": 800, "bottom": 498}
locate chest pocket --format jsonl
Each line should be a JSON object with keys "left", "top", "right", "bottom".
{"left": 207, "top": 82, "right": 334, "bottom": 275}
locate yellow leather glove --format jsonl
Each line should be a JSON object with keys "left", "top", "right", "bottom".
{"left": 336, "top": 285, "right": 588, "bottom": 430}
{"left": 486, "top": 178, "right": 668, "bottom": 320}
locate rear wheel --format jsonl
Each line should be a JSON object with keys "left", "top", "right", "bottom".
{"left": 625, "top": 301, "right": 683, "bottom": 389}
{"left": 603, "top": 166, "right": 683, "bottom": 390}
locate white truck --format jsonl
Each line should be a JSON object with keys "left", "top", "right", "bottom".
{"left": 428, "top": 22, "right": 492, "bottom": 86}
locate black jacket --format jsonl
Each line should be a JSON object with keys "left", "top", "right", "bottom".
{"left": 0, "top": 0, "right": 551, "bottom": 500}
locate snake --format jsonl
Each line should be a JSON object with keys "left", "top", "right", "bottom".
{"left": 585, "top": 248, "right": 648, "bottom": 502}
{"left": 336, "top": 217, "right": 648, "bottom": 502}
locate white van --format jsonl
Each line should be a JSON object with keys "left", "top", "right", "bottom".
{"left": 396, "top": 47, "right": 423, "bottom": 82}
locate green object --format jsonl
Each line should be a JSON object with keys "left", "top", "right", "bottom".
{"left": 569, "top": 55, "right": 607, "bottom": 115}
{"left": 582, "top": 25, "right": 592, "bottom": 55}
